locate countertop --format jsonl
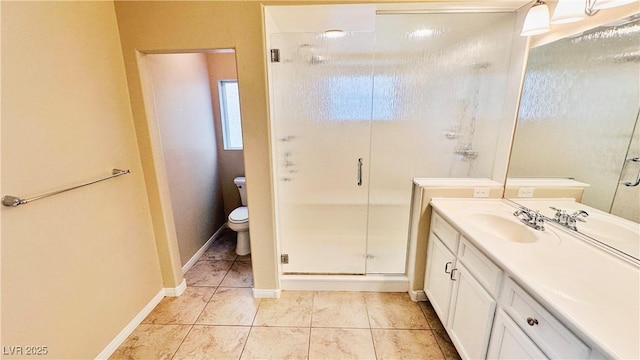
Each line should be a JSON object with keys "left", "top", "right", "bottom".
{"left": 413, "top": 178, "right": 503, "bottom": 187}
{"left": 430, "top": 198, "right": 640, "bottom": 359}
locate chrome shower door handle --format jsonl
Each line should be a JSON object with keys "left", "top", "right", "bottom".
{"left": 624, "top": 176, "right": 640, "bottom": 187}
{"left": 624, "top": 157, "right": 640, "bottom": 186}
{"left": 357, "top": 158, "right": 363, "bottom": 186}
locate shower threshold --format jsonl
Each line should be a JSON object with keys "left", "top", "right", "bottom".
{"left": 280, "top": 273, "right": 409, "bottom": 293}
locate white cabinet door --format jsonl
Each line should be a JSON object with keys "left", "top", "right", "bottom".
{"left": 447, "top": 262, "right": 497, "bottom": 360}
{"left": 424, "top": 233, "right": 456, "bottom": 322}
{"left": 487, "top": 309, "right": 548, "bottom": 360}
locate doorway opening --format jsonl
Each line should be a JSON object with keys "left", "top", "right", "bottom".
{"left": 141, "top": 49, "right": 253, "bottom": 289}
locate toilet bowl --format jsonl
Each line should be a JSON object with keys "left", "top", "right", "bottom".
{"left": 228, "top": 177, "right": 250, "bottom": 255}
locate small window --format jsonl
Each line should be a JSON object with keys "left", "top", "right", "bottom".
{"left": 219, "top": 80, "right": 243, "bottom": 150}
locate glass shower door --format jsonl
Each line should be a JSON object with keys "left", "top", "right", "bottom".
{"left": 270, "top": 32, "right": 375, "bottom": 274}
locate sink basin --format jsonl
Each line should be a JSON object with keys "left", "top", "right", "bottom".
{"left": 511, "top": 198, "right": 638, "bottom": 259}
{"left": 567, "top": 212, "right": 639, "bottom": 259}
{"left": 469, "top": 213, "right": 538, "bottom": 243}
{"left": 578, "top": 216, "right": 638, "bottom": 242}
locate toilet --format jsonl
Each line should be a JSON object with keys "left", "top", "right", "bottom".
{"left": 228, "top": 177, "right": 250, "bottom": 256}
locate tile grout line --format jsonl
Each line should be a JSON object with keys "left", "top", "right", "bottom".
{"left": 419, "top": 301, "right": 449, "bottom": 359}
{"left": 217, "top": 257, "right": 236, "bottom": 287}
{"left": 238, "top": 326, "right": 254, "bottom": 359}
{"left": 363, "top": 293, "right": 380, "bottom": 360}
{"left": 239, "top": 288, "right": 264, "bottom": 360}
{"left": 307, "top": 291, "right": 316, "bottom": 360}
{"left": 169, "top": 323, "right": 195, "bottom": 360}
{"left": 154, "top": 243, "right": 221, "bottom": 360}
{"left": 192, "top": 285, "right": 218, "bottom": 326}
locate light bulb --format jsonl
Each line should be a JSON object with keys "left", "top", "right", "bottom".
{"left": 551, "top": 0, "right": 586, "bottom": 24}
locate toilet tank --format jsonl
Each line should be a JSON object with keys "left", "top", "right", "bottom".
{"left": 234, "top": 177, "right": 247, "bottom": 206}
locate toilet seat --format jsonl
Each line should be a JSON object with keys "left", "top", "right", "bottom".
{"left": 229, "top": 206, "right": 248, "bottom": 223}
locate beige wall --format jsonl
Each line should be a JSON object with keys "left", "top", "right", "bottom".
{"left": 147, "top": 53, "right": 226, "bottom": 266}
{"left": 1, "top": 1, "right": 162, "bottom": 358}
{"left": 114, "top": 1, "right": 278, "bottom": 290}
{"left": 207, "top": 52, "right": 246, "bottom": 217}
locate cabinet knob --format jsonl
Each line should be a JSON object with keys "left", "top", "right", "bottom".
{"left": 527, "top": 317, "right": 539, "bottom": 326}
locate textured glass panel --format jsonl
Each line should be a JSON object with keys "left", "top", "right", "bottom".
{"left": 366, "top": 13, "right": 518, "bottom": 273}
{"left": 271, "top": 32, "right": 375, "bottom": 274}
{"left": 508, "top": 18, "right": 640, "bottom": 214}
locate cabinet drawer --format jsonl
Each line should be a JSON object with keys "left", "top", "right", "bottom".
{"left": 458, "top": 238, "right": 502, "bottom": 296}
{"left": 501, "top": 278, "right": 591, "bottom": 359}
{"left": 487, "top": 309, "right": 548, "bottom": 359}
{"left": 431, "top": 212, "right": 459, "bottom": 253}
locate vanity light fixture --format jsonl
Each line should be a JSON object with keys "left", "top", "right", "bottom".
{"left": 523, "top": 0, "right": 639, "bottom": 36}
{"left": 521, "top": 0, "right": 551, "bottom": 36}
{"left": 551, "top": 0, "right": 586, "bottom": 24}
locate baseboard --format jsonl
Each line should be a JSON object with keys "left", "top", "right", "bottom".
{"left": 252, "top": 288, "right": 281, "bottom": 299}
{"left": 182, "top": 223, "right": 227, "bottom": 274}
{"left": 409, "top": 290, "right": 428, "bottom": 302}
{"left": 164, "top": 278, "right": 187, "bottom": 297}
{"left": 96, "top": 278, "right": 189, "bottom": 358}
{"left": 95, "top": 288, "right": 165, "bottom": 359}
{"left": 280, "top": 274, "right": 409, "bottom": 292}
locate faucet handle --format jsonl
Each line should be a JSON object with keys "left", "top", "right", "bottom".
{"left": 571, "top": 210, "right": 589, "bottom": 218}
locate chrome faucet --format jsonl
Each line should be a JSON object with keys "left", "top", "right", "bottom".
{"left": 549, "top": 207, "right": 588, "bottom": 231}
{"left": 513, "top": 208, "right": 545, "bottom": 231}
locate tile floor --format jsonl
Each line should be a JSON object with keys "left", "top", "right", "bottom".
{"left": 111, "top": 229, "right": 461, "bottom": 360}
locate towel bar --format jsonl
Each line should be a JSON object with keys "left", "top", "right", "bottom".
{"left": 1, "top": 169, "right": 130, "bottom": 207}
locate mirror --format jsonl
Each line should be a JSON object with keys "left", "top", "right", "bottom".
{"left": 506, "top": 14, "right": 640, "bottom": 260}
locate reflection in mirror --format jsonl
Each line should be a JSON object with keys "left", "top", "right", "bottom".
{"left": 506, "top": 14, "right": 640, "bottom": 260}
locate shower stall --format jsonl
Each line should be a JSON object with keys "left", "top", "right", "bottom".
{"left": 266, "top": 4, "right": 528, "bottom": 276}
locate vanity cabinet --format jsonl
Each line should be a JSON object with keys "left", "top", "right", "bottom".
{"left": 424, "top": 213, "right": 459, "bottom": 321}
{"left": 424, "top": 213, "right": 499, "bottom": 359}
{"left": 447, "top": 262, "right": 497, "bottom": 359}
{"left": 424, "top": 233, "right": 456, "bottom": 322}
{"left": 425, "top": 210, "right": 604, "bottom": 360}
